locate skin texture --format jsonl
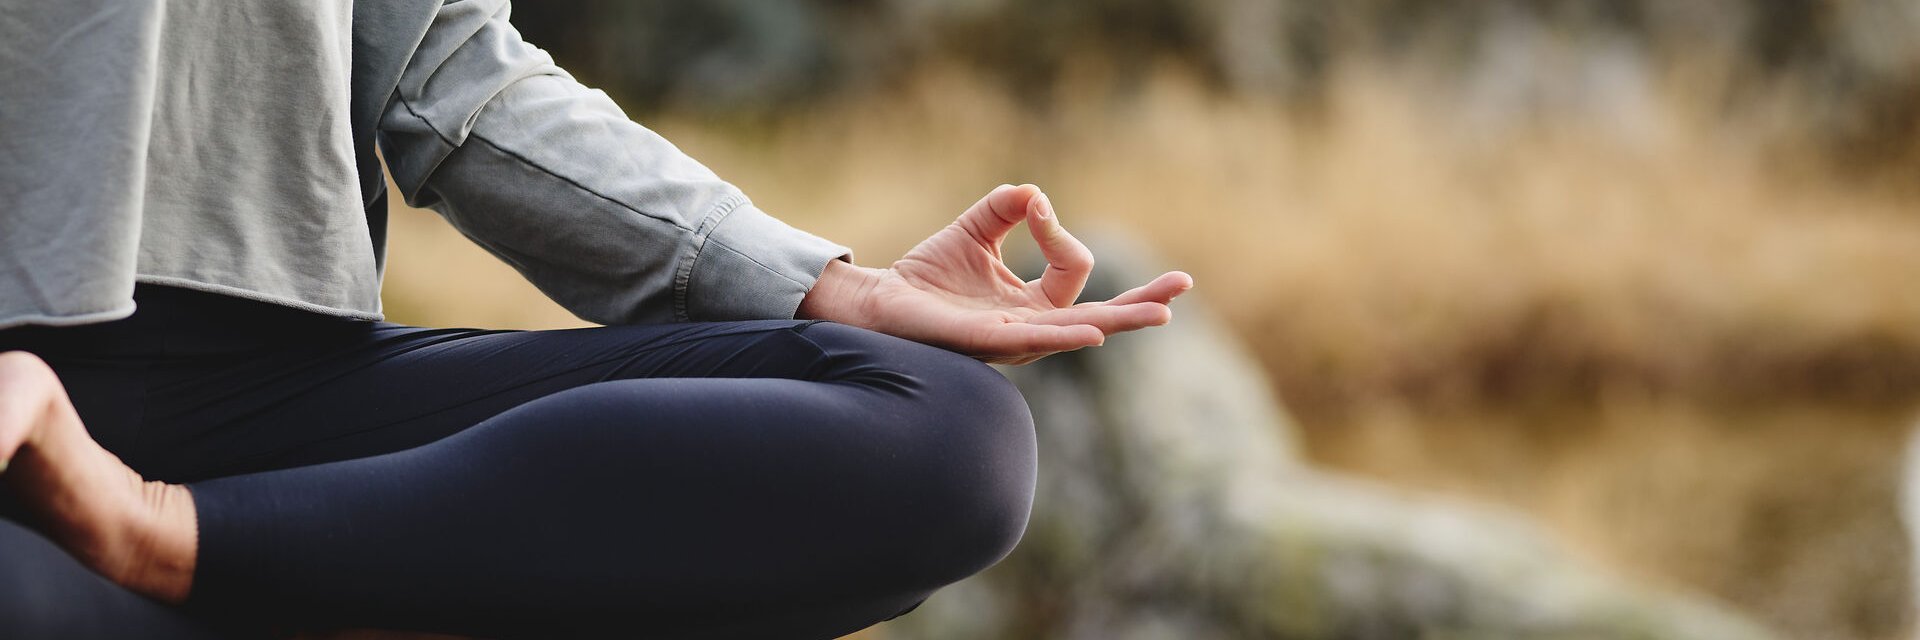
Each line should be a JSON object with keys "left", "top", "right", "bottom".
{"left": 0, "top": 351, "right": 197, "bottom": 604}
{"left": 0, "top": 182, "right": 1192, "bottom": 606}
{"left": 798, "top": 184, "right": 1194, "bottom": 365}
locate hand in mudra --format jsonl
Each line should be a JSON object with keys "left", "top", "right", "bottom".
{"left": 797, "top": 184, "right": 1193, "bottom": 364}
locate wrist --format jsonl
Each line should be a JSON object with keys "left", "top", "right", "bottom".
{"left": 796, "top": 258, "right": 882, "bottom": 323}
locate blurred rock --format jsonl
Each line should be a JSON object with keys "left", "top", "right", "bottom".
{"left": 880, "top": 230, "right": 1778, "bottom": 640}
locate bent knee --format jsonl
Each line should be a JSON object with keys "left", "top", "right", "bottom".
{"left": 870, "top": 453, "right": 1034, "bottom": 593}
{"left": 797, "top": 323, "right": 1039, "bottom": 584}
{"left": 882, "top": 349, "right": 1038, "bottom": 586}
{"left": 918, "top": 455, "right": 1036, "bottom": 588}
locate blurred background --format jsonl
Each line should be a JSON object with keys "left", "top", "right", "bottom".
{"left": 379, "top": 1, "right": 1920, "bottom": 638}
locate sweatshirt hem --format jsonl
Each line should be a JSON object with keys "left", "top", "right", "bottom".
{"left": 0, "top": 305, "right": 140, "bottom": 332}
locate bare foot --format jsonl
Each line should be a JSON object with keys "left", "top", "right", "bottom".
{"left": 0, "top": 350, "right": 198, "bottom": 604}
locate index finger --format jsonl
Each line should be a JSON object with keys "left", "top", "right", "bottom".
{"left": 953, "top": 184, "right": 1039, "bottom": 249}
{"left": 1025, "top": 192, "right": 1095, "bottom": 308}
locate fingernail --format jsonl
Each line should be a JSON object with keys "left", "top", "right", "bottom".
{"left": 1037, "top": 193, "right": 1055, "bottom": 220}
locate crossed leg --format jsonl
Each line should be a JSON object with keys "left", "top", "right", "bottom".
{"left": 0, "top": 311, "right": 1036, "bottom": 639}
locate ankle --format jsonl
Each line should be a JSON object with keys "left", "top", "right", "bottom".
{"left": 120, "top": 480, "right": 199, "bottom": 604}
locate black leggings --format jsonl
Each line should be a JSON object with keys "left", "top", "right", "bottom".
{"left": 0, "top": 285, "right": 1037, "bottom": 639}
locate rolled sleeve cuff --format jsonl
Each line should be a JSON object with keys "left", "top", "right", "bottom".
{"left": 676, "top": 196, "right": 852, "bottom": 322}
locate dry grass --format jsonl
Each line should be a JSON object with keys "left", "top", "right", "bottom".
{"left": 620, "top": 64, "right": 1920, "bottom": 410}
{"left": 382, "top": 63, "right": 1920, "bottom": 638}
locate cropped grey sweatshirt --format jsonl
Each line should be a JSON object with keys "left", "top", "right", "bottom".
{"left": 0, "top": 0, "right": 850, "bottom": 330}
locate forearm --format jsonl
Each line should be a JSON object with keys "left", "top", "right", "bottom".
{"left": 379, "top": 0, "right": 850, "bottom": 324}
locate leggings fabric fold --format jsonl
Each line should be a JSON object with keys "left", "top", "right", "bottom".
{"left": 0, "top": 285, "right": 1037, "bottom": 638}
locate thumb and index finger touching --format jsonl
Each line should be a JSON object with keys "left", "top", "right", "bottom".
{"left": 957, "top": 183, "right": 1195, "bottom": 344}
{"left": 956, "top": 183, "right": 1098, "bottom": 308}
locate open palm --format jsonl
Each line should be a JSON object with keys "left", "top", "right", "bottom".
{"left": 801, "top": 184, "right": 1192, "bottom": 365}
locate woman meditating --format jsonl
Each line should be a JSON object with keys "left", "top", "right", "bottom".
{"left": 0, "top": 0, "right": 1189, "bottom": 638}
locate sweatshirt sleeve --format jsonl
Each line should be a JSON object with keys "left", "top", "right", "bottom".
{"left": 374, "top": 0, "right": 851, "bottom": 325}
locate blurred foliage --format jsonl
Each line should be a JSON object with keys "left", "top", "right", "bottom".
{"left": 510, "top": 0, "right": 1920, "bottom": 172}
{"left": 387, "top": 3, "right": 1920, "bottom": 638}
